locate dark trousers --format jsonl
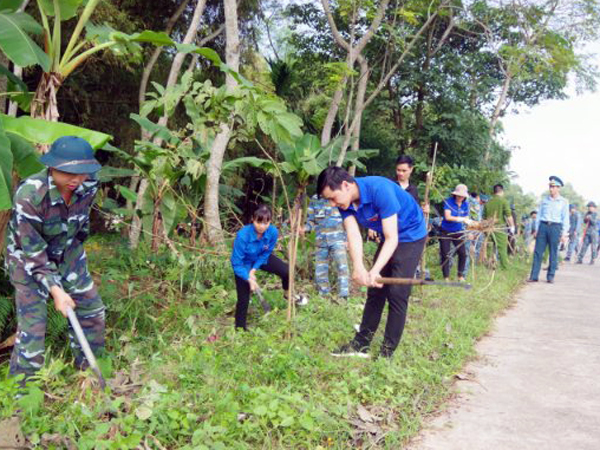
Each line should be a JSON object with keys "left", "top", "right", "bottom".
{"left": 439, "top": 230, "right": 466, "bottom": 278}
{"left": 234, "top": 254, "right": 289, "bottom": 329}
{"left": 353, "top": 237, "right": 426, "bottom": 354}
{"left": 530, "top": 221, "right": 562, "bottom": 281}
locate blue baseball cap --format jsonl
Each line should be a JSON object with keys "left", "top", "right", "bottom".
{"left": 39, "top": 136, "right": 101, "bottom": 174}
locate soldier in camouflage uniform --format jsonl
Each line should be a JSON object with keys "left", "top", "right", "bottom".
{"left": 304, "top": 194, "right": 349, "bottom": 299}
{"left": 5, "top": 136, "right": 105, "bottom": 383}
{"left": 576, "top": 202, "right": 598, "bottom": 265}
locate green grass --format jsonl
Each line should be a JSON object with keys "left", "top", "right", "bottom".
{"left": 0, "top": 235, "right": 529, "bottom": 449}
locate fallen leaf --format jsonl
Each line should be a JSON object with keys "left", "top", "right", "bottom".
{"left": 40, "top": 433, "right": 77, "bottom": 450}
{"left": 0, "top": 417, "right": 25, "bottom": 449}
{"left": 357, "top": 404, "right": 374, "bottom": 423}
{"left": 135, "top": 405, "right": 153, "bottom": 421}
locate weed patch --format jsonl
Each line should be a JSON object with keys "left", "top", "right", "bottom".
{"left": 0, "top": 235, "right": 529, "bottom": 448}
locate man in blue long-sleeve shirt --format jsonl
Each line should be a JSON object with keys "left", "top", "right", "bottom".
{"left": 528, "top": 176, "right": 570, "bottom": 284}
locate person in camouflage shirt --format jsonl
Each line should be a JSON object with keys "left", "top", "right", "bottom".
{"left": 5, "top": 136, "right": 105, "bottom": 383}
{"left": 303, "top": 194, "right": 349, "bottom": 300}
{"left": 576, "top": 201, "right": 598, "bottom": 265}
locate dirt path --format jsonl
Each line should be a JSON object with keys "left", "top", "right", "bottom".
{"left": 411, "top": 261, "right": 600, "bottom": 450}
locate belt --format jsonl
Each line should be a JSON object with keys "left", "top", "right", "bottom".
{"left": 541, "top": 221, "right": 561, "bottom": 225}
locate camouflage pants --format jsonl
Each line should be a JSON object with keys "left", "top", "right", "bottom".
{"left": 9, "top": 276, "right": 105, "bottom": 380}
{"left": 315, "top": 242, "right": 349, "bottom": 297}
{"left": 578, "top": 233, "right": 598, "bottom": 263}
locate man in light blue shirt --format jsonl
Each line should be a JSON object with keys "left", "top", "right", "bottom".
{"left": 528, "top": 176, "right": 570, "bottom": 283}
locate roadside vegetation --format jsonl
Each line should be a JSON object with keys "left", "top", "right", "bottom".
{"left": 1, "top": 234, "right": 528, "bottom": 448}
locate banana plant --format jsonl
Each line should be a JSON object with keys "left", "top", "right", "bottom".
{"left": 0, "top": 0, "right": 223, "bottom": 123}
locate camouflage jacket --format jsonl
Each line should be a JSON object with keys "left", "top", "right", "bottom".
{"left": 305, "top": 195, "right": 346, "bottom": 246}
{"left": 582, "top": 212, "right": 599, "bottom": 235}
{"left": 5, "top": 169, "right": 98, "bottom": 294}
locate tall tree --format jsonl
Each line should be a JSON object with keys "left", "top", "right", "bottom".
{"left": 203, "top": 0, "right": 240, "bottom": 245}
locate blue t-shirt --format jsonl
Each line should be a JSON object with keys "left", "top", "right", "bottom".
{"left": 339, "top": 177, "right": 427, "bottom": 242}
{"left": 441, "top": 196, "right": 469, "bottom": 232}
{"left": 230, "top": 224, "right": 278, "bottom": 280}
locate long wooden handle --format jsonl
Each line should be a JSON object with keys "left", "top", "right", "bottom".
{"left": 376, "top": 277, "right": 424, "bottom": 286}
{"left": 376, "top": 277, "right": 472, "bottom": 290}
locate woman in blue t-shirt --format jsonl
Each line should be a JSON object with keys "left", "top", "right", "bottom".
{"left": 230, "top": 205, "right": 289, "bottom": 330}
{"left": 439, "top": 184, "right": 472, "bottom": 281}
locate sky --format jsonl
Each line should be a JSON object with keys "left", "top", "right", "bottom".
{"left": 503, "top": 51, "right": 600, "bottom": 203}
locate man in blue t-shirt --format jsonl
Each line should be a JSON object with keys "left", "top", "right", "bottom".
{"left": 317, "top": 166, "right": 427, "bottom": 359}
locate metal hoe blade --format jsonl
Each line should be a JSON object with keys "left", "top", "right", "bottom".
{"left": 254, "top": 288, "right": 271, "bottom": 313}
{"left": 425, "top": 280, "right": 472, "bottom": 290}
{"left": 66, "top": 307, "right": 106, "bottom": 389}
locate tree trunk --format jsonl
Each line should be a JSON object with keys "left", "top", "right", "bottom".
{"left": 31, "top": 72, "right": 63, "bottom": 124}
{"left": 412, "top": 27, "right": 434, "bottom": 150}
{"left": 320, "top": 86, "right": 344, "bottom": 146}
{"left": 202, "top": 0, "right": 240, "bottom": 246}
{"left": 486, "top": 72, "right": 512, "bottom": 162}
{"left": 138, "top": 0, "right": 191, "bottom": 111}
{"left": 129, "top": 0, "right": 207, "bottom": 249}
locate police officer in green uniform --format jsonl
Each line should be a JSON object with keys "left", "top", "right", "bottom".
{"left": 6, "top": 136, "right": 105, "bottom": 383}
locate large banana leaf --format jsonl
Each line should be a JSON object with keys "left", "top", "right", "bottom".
{"left": 0, "top": 114, "right": 112, "bottom": 149}
{"left": 37, "top": 0, "right": 85, "bottom": 20}
{"left": 0, "top": 11, "right": 50, "bottom": 70}
{"left": 0, "top": 1, "right": 25, "bottom": 12}
{"left": 6, "top": 132, "right": 44, "bottom": 178}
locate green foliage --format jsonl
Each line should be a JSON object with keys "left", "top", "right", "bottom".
{"left": 0, "top": 295, "right": 14, "bottom": 337}
{"left": 0, "top": 9, "right": 50, "bottom": 70}
{"left": 0, "top": 235, "right": 530, "bottom": 447}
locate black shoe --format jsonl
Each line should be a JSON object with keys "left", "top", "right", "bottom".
{"left": 564, "top": 257, "right": 571, "bottom": 262}
{"left": 590, "top": 261, "right": 595, "bottom": 265}
{"left": 527, "top": 278, "right": 538, "bottom": 282}
{"left": 543, "top": 266, "right": 549, "bottom": 271}
{"left": 331, "top": 342, "right": 370, "bottom": 358}
{"left": 576, "top": 260, "right": 583, "bottom": 264}
{"left": 379, "top": 345, "right": 394, "bottom": 359}
{"left": 547, "top": 279, "right": 555, "bottom": 284}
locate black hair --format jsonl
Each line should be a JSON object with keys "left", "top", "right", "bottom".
{"left": 493, "top": 184, "right": 504, "bottom": 194}
{"left": 252, "top": 204, "right": 272, "bottom": 223}
{"left": 316, "top": 166, "right": 355, "bottom": 197}
{"left": 395, "top": 155, "right": 414, "bottom": 167}
{"left": 530, "top": 210, "right": 537, "bottom": 216}
{"left": 470, "top": 192, "right": 479, "bottom": 198}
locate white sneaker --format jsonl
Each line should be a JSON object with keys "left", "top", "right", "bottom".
{"left": 295, "top": 294, "right": 309, "bottom": 306}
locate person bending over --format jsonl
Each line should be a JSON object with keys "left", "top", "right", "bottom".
{"left": 317, "top": 166, "right": 427, "bottom": 359}
{"left": 230, "top": 205, "right": 289, "bottom": 330}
